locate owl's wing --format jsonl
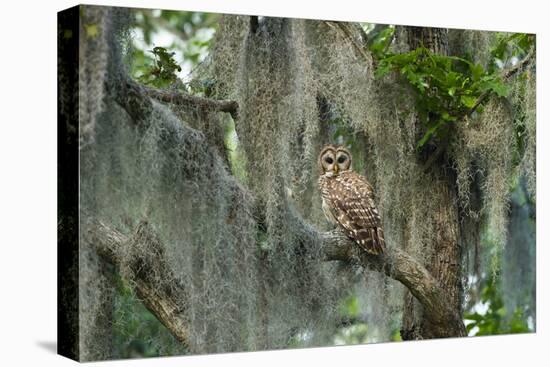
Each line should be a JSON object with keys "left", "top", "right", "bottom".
{"left": 324, "top": 171, "right": 385, "bottom": 254}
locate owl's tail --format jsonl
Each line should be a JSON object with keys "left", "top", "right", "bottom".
{"left": 358, "top": 227, "right": 385, "bottom": 255}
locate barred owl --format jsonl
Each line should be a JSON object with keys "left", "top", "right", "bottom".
{"left": 318, "top": 144, "right": 385, "bottom": 254}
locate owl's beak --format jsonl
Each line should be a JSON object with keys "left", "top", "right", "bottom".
{"left": 333, "top": 165, "right": 339, "bottom": 174}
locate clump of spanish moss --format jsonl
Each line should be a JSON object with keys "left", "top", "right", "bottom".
{"left": 227, "top": 17, "right": 353, "bottom": 347}
{"left": 509, "top": 66, "right": 536, "bottom": 200}
{"left": 448, "top": 29, "right": 495, "bottom": 67}
{"left": 79, "top": 245, "right": 114, "bottom": 361}
{"left": 198, "top": 15, "right": 249, "bottom": 100}
{"left": 451, "top": 97, "right": 516, "bottom": 276}
{"left": 78, "top": 6, "right": 110, "bottom": 148}
{"left": 522, "top": 71, "right": 536, "bottom": 200}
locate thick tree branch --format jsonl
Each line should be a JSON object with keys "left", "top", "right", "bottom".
{"left": 320, "top": 230, "right": 466, "bottom": 337}
{"left": 113, "top": 75, "right": 239, "bottom": 123}
{"left": 143, "top": 85, "right": 239, "bottom": 121}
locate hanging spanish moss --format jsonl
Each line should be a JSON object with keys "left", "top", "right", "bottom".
{"left": 448, "top": 29, "right": 495, "bottom": 67}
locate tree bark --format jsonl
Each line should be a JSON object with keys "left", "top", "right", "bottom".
{"left": 406, "top": 26, "right": 449, "bottom": 56}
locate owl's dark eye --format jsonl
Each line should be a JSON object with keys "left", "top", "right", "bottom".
{"left": 337, "top": 155, "right": 347, "bottom": 164}
{"left": 325, "top": 157, "right": 334, "bottom": 164}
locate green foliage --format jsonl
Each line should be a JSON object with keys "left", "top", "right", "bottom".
{"left": 374, "top": 46, "right": 509, "bottom": 149}
{"left": 464, "top": 278, "right": 531, "bottom": 336}
{"left": 369, "top": 29, "right": 534, "bottom": 149}
{"left": 489, "top": 33, "right": 535, "bottom": 72}
{"left": 137, "top": 46, "right": 182, "bottom": 88}
{"left": 130, "top": 10, "right": 217, "bottom": 84}
{"left": 367, "top": 26, "right": 395, "bottom": 59}
{"left": 339, "top": 295, "right": 360, "bottom": 318}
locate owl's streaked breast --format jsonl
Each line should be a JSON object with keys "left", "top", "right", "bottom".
{"left": 319, "top": 175, "right": 338, "bottom": 225}
{"left": 322, "top": 196, "right": 337, "bottom": 225}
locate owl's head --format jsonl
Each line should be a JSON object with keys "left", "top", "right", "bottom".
{"left": 318, "top": 144, "right": 352, "bottom": 176}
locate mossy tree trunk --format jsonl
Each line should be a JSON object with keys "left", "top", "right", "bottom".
{"left": 401, "top": 27, "right": 465, "bottom": 340}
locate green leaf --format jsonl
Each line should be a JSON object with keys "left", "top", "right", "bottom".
{"left": 137, "top": 46, "right": 183, "bottom": 87}
{"left": 491, "top": 81, "right": 509, "bottom": 97}
{"left": 441, "top": 111, "right": 454, "bottom": 121}
{"left": 460, "top": 95, "right": 477, "bottom": 108}
{"left": 368, "top": 26, "right": 396, "bottom": 57}
{"left": 470, "top": 63, "right": 485, "bottom": 81}
{"left": 416, "top": 124, "right": 439, "bottom": 149}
